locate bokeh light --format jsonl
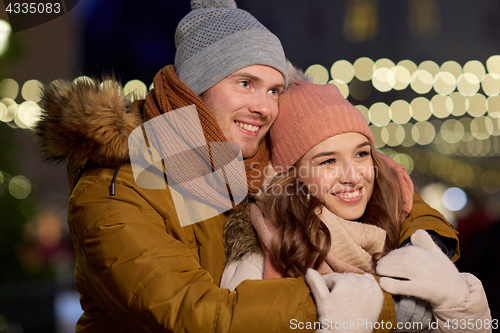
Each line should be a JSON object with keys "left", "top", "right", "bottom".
{"left": 355, "top": 104, "right": 370, "bottom": 123}
{"left": 1, "top": 98, "right": 17, "bottom": 122}
{"left": 488, "top": 95, "right": 500, "bottom": 118}
{"left": 400, "top": 123, "right": 416, "bottom": 147}
{"left": 391, "top": 66, "right": 411, "bottom": 90}
{"left": 21, "top": 80, "right": 44, "bottom": 102}
{"left": 450, "top": 92, "right": 467, "bottom": 116}
{"left": 410, "top": 70, "right": 433, "bottom": 94}
{"left": 440, "top": 60, "right": 462, "bottom": 79}
{"left": 442, "top": 187, "right": 467, "bottom": 211}
{"left": 412, "top": 121, "right": 436, "bottom": 145}
{"left": 482, "top": 73, "right": 500, "bottom": 96}
{"left": 419, "top": 60, "right": 440, "bottom": 77}
{"left": 0, "top": 78, "right": 19, "bottom": 100}
{"left": 353, "top": 57, "right": 374, "bottom": 81}
{"left": 73, "top": 76, "right": 94, "bottom": 86}
{"left": 470, "top": 116, "right": 494, "bottom": 140}
{"left": 9, "top": 175, "right": 32, "bottom": 199}
{"left": 369, "top": 125, "right": 385, "bottom": 148}
{"left": 15, "top": 101, "right": 41, "bottom": 129}
{"left": 486, "top": 55, "right": 500, "bottom": 75}
{"left": 373, "top": 58, "right": 395, "bottom": 71}
{"left": 390, "top": 100, "right": 412, "bottom": 124}
{"left": 463, "top": 60, "right": 486, "bottom": 81}
{"left": 0, "top": 20, "right": 11, "bottom": 56}
{"left": 329, "top": 79, "right": 349, "bottom": 98}
{"left": 457, "top": 73, "right": 480, "bottom": 96}
{"left": 467, "top": 94, "right": 487, "bottom": 117}
{"left": 397, "top": 59, "right": 417, "bottom": 76}
{"left": 123, "top": 80, "right": 148, "bottom": 101}
{"left": 331, "top": 60, "right": 354, "bottom": 83}
{"left": 431, "top": 94, "right": 453, "bottom": 118}
{"left": 411, "top": 97, "right": 432, "bottom": 121}
{"left": 441, "top": 119, "right": 464, "bottom": 143}
{"left": 433, "top": 71, "right": 456, "bottom": 95}
{"left": 381, "top": 122, "right": 405, "bottom": 147}
{"left": 372, "top": 67, "right": 395, "bottom": 92}
{"left": 369, "top": 102, "right": 391, "bottom": 127}
{"left": 305, "top": 64, "right": 330, "bottom": 84}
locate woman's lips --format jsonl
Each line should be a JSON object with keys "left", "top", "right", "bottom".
{"left": 332, "top": 187, "right": 364, "bottom": 203}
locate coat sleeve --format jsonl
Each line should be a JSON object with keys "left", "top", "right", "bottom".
{"left": 400, "top": 191, "right": 460, "bottom": 262}
{"left": 69, "top": 180, "right": 318, "bottom": 333}
{"left": 433, "top": 273, "right": 492, "bottom": 333}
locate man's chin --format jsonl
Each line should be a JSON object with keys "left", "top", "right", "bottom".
{"left": 239, "top": 143, "right": 261, "bottom": 159}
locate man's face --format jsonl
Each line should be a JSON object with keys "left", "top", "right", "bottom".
{"left": 200, "top": 65, "right": 286, "bottom": 159}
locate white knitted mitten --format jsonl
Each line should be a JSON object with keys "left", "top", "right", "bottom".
{"left": 305, "top": 269, "right": 384, "bottom": 333}
{"left": 377, "top": 230, "right": 469, "bottom": 310}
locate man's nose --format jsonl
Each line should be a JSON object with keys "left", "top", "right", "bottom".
{"left": 248, "top": 92, "right": 274, "bottom": 117}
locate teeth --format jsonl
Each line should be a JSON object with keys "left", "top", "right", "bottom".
{"left": 236, "top": 121, "right": 259, "bottom": 132}
{"left": 338, "top": 189, "right": 360, "bottom": 198}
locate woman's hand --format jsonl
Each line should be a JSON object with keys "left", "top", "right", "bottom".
{"left": 376, "top": 230, "right": 469, "bottom": 310}
{"left": 305, "top": 269, "right": 384, "bottom": 332}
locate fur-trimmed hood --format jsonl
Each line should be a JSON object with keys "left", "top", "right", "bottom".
{"left": 224, "top": 198, "right": 263, "bottom": 264}
{"left": 35, "top": 78, "right": 144, "bottom": 173}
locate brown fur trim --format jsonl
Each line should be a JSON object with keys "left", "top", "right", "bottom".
{"left": 35, "top": 78, "right": 143, "bottom": 169}
{"left": 224, "top": 198, "right": 263, "bottom": 264}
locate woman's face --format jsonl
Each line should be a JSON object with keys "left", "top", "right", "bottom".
{"left": 297, "top": 133, "right": 375, "bottom": 220}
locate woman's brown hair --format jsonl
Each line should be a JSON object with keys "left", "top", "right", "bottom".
{"left": 265, "top": 143, "right": 404, "bottom": 278}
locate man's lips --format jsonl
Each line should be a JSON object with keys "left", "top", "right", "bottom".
{"left": 235, "top": 120, "right": 263, "bottom": 134}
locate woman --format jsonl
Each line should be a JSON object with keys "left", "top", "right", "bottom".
{"left": 222, "top": 80, "right": 491, "bottom": 332}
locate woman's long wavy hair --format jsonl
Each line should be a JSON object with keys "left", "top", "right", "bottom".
{"left": 265, "top": 143, "right": 404, "bottom": 278}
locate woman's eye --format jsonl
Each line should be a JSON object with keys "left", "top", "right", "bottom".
{"left": 357, "top": 151, "right": 371, "bottom": 158}
{"left": 319, "top": 158, "right": 336, "bottom": 165}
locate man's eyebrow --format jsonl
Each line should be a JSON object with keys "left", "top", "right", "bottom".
{"left": 228, "top": 72, "right": 261, "bottom": 82}
{"left": 312, "top": 141, "right": 371, "bottom": 160}
{"left": 229, "top": 72, "right": 286, "bottom": 90}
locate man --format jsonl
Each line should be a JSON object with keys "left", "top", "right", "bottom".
{"left": 36, "top": 1, "right": 459, "bottom": 331}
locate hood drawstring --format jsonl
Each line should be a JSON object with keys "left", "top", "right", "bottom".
{"left": 109, "top": 161, "right": 124, "bottom": 196}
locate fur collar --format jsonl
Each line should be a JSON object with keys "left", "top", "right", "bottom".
{"left": 35, "top": 78, "right": 144, "bottom": 170}
{"left": 224, "top": 198, "right": 263, "bottom": 264}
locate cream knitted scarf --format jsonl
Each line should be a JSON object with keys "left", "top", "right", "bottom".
{"left": 250, "top": 199, "right": 387, "bottom": 278}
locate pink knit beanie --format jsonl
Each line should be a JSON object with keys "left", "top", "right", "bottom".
{"left": 270, "top": 80, "right": 414, "bottom": 216}
{"left": 271, "top": 80, "right": 374, "bottom": 170}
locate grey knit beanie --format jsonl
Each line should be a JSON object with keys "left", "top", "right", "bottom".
{"left": 175, "top": 0, "right": 289, "bottom": 95}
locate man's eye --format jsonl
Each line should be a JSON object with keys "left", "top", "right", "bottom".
{"left": 268, "top": 89, "right": 277, "bottom": 95}
{"left": 240, "top": 81, "right": 250, "bottom": 88}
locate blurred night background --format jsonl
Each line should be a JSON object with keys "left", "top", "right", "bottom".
{"left": 0, "top": 0, "right": 499, "bottom": 331}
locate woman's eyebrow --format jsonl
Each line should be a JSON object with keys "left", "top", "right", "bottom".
{"left": 311, "top": 141, "right": 371, "bottom": 160}
{"left": 357, "top": 141, "right": 371, "bottom": 149}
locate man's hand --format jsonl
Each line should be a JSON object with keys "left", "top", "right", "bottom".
{"left": 376, "top": 229, "right": 469, "bottom": 310}
{"left": 305, "top": 269, "right": 384, "bottom": 332}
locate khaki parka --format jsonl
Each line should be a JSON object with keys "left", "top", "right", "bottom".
{"left": 35, "top": 77, "right": 459, "bottom": 332}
